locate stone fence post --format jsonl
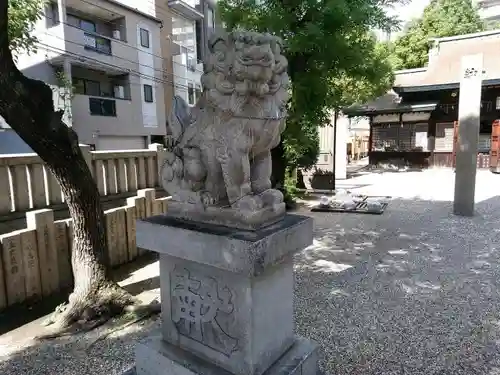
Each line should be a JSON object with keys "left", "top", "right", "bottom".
{"left": 148, "top": 143, "right": 166, "bottom": 187}
{"left": 79, "top": 144, "right": 93, "bottom": 178}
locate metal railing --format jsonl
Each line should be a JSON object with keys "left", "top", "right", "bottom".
{"left": 83, "top": 32, "right": 112, "bottom": 55}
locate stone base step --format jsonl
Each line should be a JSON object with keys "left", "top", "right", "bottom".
{"left": 130, "top": 335, "right": 319, "bottom": 375}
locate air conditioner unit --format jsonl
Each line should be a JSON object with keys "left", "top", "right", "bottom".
{"left": 114, "top": 85, "right": 125, "bottom": 99}
{"left": 112, "top": 30, "right": 121, "bottom": 40}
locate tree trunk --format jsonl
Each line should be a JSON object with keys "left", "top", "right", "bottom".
{"left": 271, "top": 141, "right": 297, "bottom": 208}
{"left": 271, "top": 141, "right": 286, "bottom": 191}
{"left": 0, "top": 2, "right": 135, "bottom": 329}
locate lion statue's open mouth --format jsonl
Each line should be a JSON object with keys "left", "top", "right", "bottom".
{"left": 202, "top": 31, "right": 289, "bottom": 117}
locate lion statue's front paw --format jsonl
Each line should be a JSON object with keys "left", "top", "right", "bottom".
{"left": 234, "top": 195, "right": 264, "bottom": 212}
{"left": 260, "top": 189, "right": 284, "bottom": 207}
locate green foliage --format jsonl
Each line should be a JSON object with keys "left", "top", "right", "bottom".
{"left": 283, "top": 167, "right": 299, "bottom": 198}
{"left": 393, "top": 0, "right": 485, "bottom": 69}
{"left": 330, "top": 37, "right": 396, "bottom": 109}
{"left": 53, "top": 70, "right": 75, "bottom": 121}
{"left": 8, "top": 0, "right": 46, "bottom": 55}
{"left": 283, "top": 113, "right": 319, "bottom": 170}
{"left": 218, "top": 0, "right": 399, "bottom": 169}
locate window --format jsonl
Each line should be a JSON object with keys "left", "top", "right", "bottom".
{"left": 435, "top": 122, "right": 454, "bottom": 152}
{"left": 207, "top": 7, "right": 215, "bottom": 31}
{"left": 143, "top": 84, "right": 153, "bottom": 103}
{"left": 414, "top": 123, "right": 428, "bottom": 151}
{"left": 89, "top": 98, "right": 117, "bottom": 117}
{"left": 371, "top": 123, "right": 424, "bottom": 152}
{"left": 195, "top": 84, "right": 202, "bottom": 101}
{"left": 151, "top": 135, "right": 165, "bottom": 146}
{"left": 73, "top": 78, "right": 101, "bottom": 96}
{"left": 81, "top": 19, "right": 97, "bottom": 33}
{"left": 73, "top": 78, "right": 118, "bottom": 98}
{"left": 140, "top": 28, "right": 150, "bottom": 48}
{"left": 172, "top": 16, "right": 196, "bottom": 57}
{"left": 72, "top": 78, "right": 85, "bottom": 95}
{"left": 195, "top": 20, "right": 203, "bottom": 61}
{"left": 45, "top": 2, "right": 59, "bottom": 28}
{"left": 85, "top": 80, "right": 101, "bottom": 96}
{"left": 68, "top": 14, "right": 96, "bottom": 32}
{"left": 188, "top": 83, "right": 195, "bottom": 105}
{"left": 478, "top": 134, "right": 491, "bottom": 152}
{"left": 94, "top": 36, "right": 112, "bottom": 54}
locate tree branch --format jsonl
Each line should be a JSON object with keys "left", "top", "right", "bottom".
{"left": 0, "top": 0, "right": 14, "bottom": 71}
{"left": 0, "top": 0, "right": 75, "bottom": 163}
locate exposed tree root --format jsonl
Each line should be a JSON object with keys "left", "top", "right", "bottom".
{"left": 34, "top": 282, "right": 161, "bottom": 341}
{"left": 85, "top": 300, "right": 161, "bottom": 350}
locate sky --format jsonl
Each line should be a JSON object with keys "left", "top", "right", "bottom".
{"left": 376, "top": 0, "right": 432, "bottom": 40}
{"left": 389, "top": 0, "right": 431, "bottom": 23}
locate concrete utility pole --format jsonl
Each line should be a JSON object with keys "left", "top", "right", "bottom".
{"left": 453, "top": 53, "right": 483, "bottom": 216}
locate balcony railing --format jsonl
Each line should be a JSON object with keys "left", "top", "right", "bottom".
{"left": 83, "top": 33, "right": 112, "bottom": 55}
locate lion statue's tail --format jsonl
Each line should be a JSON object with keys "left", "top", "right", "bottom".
{"left": 161, "top": 95, "right": 207, "bottom": 204}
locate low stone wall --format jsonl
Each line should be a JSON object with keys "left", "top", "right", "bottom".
{"left": 0, "top": 188, "right": 169, "bottom": 311}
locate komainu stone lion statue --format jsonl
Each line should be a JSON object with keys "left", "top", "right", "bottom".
{"left": 160, "top": 30, "right": 290, "bottom": 230}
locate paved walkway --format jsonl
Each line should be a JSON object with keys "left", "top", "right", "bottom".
{"left": 1, "top": 169, "right": 500, "bottom": 374}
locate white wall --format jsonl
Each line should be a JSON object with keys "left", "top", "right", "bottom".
{"left": 15, "top": 5, "right": 66, "bottom": 73}
{"left": 315, "top": 113, "right": 348, "bottom": 179}
{"left": 113, "top": 0, "right": 157, "bottom": 17}
{"left": 335, "top": 115, "right": 348, "bottom": 179}
{"left": 137, "top": 22, "right": 159, "bottom": 128}
{"left": 172, "top": 54, "right": 203, "bottom": 106}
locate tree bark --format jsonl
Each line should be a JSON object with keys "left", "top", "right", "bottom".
{"left": 272, "top": 141, "right": 296, "bottom": 208}
{"left": 0, "top": 1, "right": 135, "bottom": 330}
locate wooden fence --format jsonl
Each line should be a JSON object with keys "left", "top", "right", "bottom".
{"left": 0, "top": 188, "right": 169, "bottom": 310}
{"left": 0, "top": 143, "right": 166, "bottom": 217}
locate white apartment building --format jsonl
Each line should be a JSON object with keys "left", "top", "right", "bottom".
{"left": 167, "top": 0, "right": 217, "bottom": 106}
{"left": 477, "top": 0, "right": 500, "bottom": 23}
{"left": 4, "top": 0, "right": 166, "bottom": 152}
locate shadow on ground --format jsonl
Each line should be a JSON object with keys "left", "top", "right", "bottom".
{"left": 3, "top": 196, "right": 500, "bottom": 374}
{"left": 0, "top": 314, "right": 159, "bottom": 375}
{"left": 294, "top": 195, "right": 500, "bottom": 374}
{"left": 0, "top": 253, "right": 159, "bottom": 337}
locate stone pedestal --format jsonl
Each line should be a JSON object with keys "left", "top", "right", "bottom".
{"left": 134, "top": 214, "right": 318, "bottom": 375}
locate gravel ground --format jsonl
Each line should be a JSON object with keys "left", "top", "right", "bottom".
{"left": 2, "top": 169, "right": 500, "bottom": 375}
{"left": 295, "top": 169, "right": 500, "bottom": 374}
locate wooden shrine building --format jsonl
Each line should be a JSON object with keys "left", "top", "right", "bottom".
{"left": 344, "top": 30, "right": 500, "bottom": 170}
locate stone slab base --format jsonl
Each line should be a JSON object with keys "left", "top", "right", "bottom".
{"left": 164, "top": 200, "right": 286, "bottom": 231}
{"left": 133, "top": 335, "right": 319, "bottom": 375}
